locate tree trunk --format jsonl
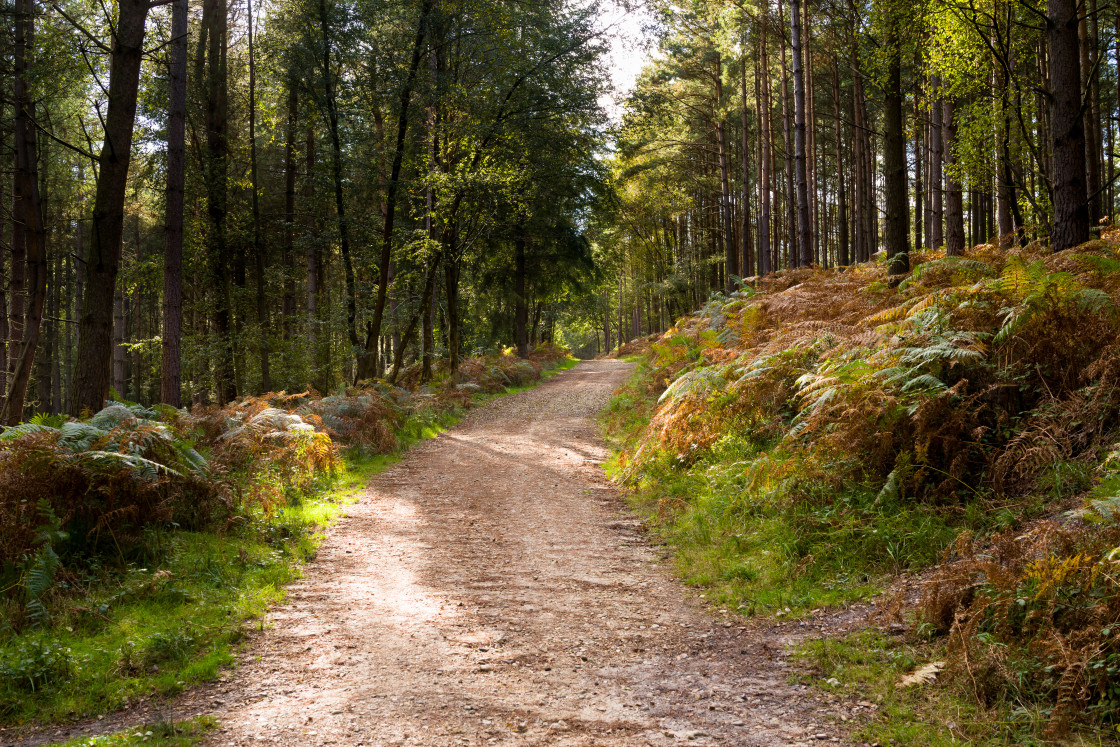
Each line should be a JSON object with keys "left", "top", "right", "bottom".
{"left": 358, "top": 0, "right": 433, "bottom": 381}
{"left": 3, "top": 0, "right": 47, "bottom": 424}
{"left": 514, "top": 229, "right": 529, "bottom": 358}
{"left": 249, "top": 0, "right": 269, "bottom": 392}
{"left": 741, "top": 55, "right": 752, "bottom": 278}
{"left": 944, "top": 99, "right": 966, "bottom": 255}
{"left": 883, "top": 26, "right": 909, "bottom": 275}
{"left": 791, "top": 0, "right": 812, "bottom": 267}
{"left": 758, "top": 27, "right": 773, "bottom": 275}
{"left": 202, "top": 0, "right": 236, "bottom": 402}
{"left": 282, "top": 76, "right": 297, "bottom": 361}
{"left": 161, "top": 0, "right": 186, "bottom": 407}
{"left": 778, "top": 0, "right": 797, "bottom": 267}
{"left": 73, "top": 0, "right": 150, "bottom": 413}
{"left": 832, "top": 59, "right": 850, "bottom": 266}
{"left": 1047, "top": 0, "right": 1089, "bottom": 251}
{"left": 1079, "top": 3, "right": 1100, "bottom": 225}
{"left": 318, "top": 0, "right": 358, "bottom": 376}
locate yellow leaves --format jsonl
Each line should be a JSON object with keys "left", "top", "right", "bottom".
{"left": 1022, "top": 553, "right": 1099, "bottom": 600}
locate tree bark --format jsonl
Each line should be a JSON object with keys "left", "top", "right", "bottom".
{"left": 249, "top": 0, "right": 269, "bottom": 391}
{"left": 944, "top": 99, "right": 966, "bottom": 255}
{"left": 3, "top": 0, "right": 47, "bottom": 425}
{"left": 790, "top": 0, "right": 812, "bottom": 267}
{"left": 161, "top": 0, "right": 186, "bottom": 407}
{"left": 358, "top": 0, "right": 433, "bottom": 381}
{"left": 758, "top": 26, "right": 773, "bottom": 276}
{"left": 1047, "top": 0, "right": 1089, "bottom": 251}
{"left": 832, "top": 58, "right": 849, "bottom": 266}
{"left": 202, "top": 0, "right": 236, "bottom": 402}
{"left": 883, "top": 26, "right": 909, "bottom": 275}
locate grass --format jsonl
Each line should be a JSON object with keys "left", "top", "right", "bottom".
{"left": 792, "top": 631, "right": 1117, "bottom": 746}
{"left": 1, "top": 356, "right": 578, "bottom": 729}
{"left": 46, "top": 715, "right": 217, "bottom": 745}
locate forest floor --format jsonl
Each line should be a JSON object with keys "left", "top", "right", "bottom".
{"left": 14, "top": 360, "right": 871, "bottom": 747}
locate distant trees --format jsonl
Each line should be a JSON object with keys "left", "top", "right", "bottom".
{"left": 599, "top": 0, "right": 1112, "bottom": 333}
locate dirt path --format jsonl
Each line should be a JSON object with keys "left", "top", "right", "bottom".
{"left": 21, "top": 360, "right": 854, "bottom": 746}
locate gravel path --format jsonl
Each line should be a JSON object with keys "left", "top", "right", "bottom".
{"left": 16, "top": 360, "right": 851, "bottom": 746}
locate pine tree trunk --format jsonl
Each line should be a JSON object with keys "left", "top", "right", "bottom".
{"left": 944, "top": 99, "right": 966, "bottom": 255}
{"left": 202, "top": 0, "right": 236, "bottom": 402}
{"left": 883, "top": 26, "right": 909, "bottom": 275}
{"left": 359, "top": 0, "right": 433, "bottom": 381}
{"left": 832, "top": 59, "right": 850, "bottom": 266}
{"left": 5, "top": 0, "right": 45, "bottom": 424}
{"left": 248, "top": 0, "right": 269, "bottom": 392}
{"left": 1047, "top": 0, "right": 1089, "bottom": 251}
{"left": 790, "top": 0, "right": 812, "bottom": 267}
{"left": 160, "top": 0, "right": 186, "bottom": 407}
{"left": 758, "top": 25, "right": 773, "bottom": 275}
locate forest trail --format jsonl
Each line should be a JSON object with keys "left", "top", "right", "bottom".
{"left": 28, "top": 360, "right": 846, "bottom": 746}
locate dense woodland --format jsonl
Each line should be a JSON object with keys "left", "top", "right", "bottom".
{"left": 604, "top": 0, "right": 1117, "bottom": 334}
{"left": 0, "top": 0, "right": 1113, "bottom": 419}
{"left": 0, "top": 0, "right": 608, "bottom": 423}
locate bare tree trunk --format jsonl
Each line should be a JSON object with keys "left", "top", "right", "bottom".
{"left": 202, "top": 0, "right": 236, "bottom": 402}
{"left": 1079, "top": 3, "right": 1100, "bottom": 224}
{"left": 359, "top": 0, "right": 433, "bottom": 381}
{"left": 832, "top": 58, "right": 850, "bottom": 266}
{"left": 514, "top": 228, "right": 529, "bottom": 357}
{"left": 161, "top": 0, "right": 186, "bottom": 407}
{"left": 282, "top": 75, "right": 297, "bottom": 365}
{"left": 741, "top": 55, "right": 752, "bottom": 278}
{"left": 778, "top": 0, "right": 797, "bottom": 268}
{"left": 758, "top": 28, "right": 773, "bottom": 275}
{"left": 790, "top": 0, "right": 812, "bottom": 266}
{"left": 884, "top": 24, "right": 909, "bottom": 275}
{"left": 318, "top": 0, "right": 358, "bottom": 378}
{"left": 5, "top": 0, "right": 47, "bottom": 424}
{"left": 944, "top": 99, "right": 966, "bottom": 255}
{"left": 930, "top": 75, "right": 943, "bottom": 248}
{"left": 249, "top": 0, "right": 269, "bottom": 392}
{"left": 1047, "top": 0, "right": 1089, "bottom": 251}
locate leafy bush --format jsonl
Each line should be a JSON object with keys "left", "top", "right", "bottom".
{"left": 0, "top": 636, "right": 76, "bottom": 693}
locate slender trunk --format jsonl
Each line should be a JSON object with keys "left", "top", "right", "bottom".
{"left": 249, "top": 0, "right": 269, "bottom": 391}
{"left": 832, "top": 59, "right": 850, "bottom": 266}
{"left": 930, "top": 75, "right": 944, "bottom": 248}
{"left": 161, "top": 0, "right": 186, "bottom": 407}
{"left": 282, "top": 76, "right": 297, "bottom": 356}
{"left": 884, "top": 25, "right": 909, "bottom": 275}
{"left": 758, "top": 26, "right": 773, "bottom": 275}
{"left": 790, "top": 0, "right": 812, "bottom": 266}
{"left": 514, "top": 228, "right": 529, "bottom": 357}
{"left": 202, "top": 0, "right": 236, "bottom": 402}
{"left": 4, "top": 0, "right": 46, "bottom": 424}
{"left": 318, "top": 0, "right": 358, "bottom": 371}
{"left": 359, "top": 0, "right": 433, "bottom": 381}
{"left": 1079, "top": 3, "right": 1100, "bottom": 224}
{"left": 778, "top": 0, "right": 797, "bottom": 267}
{"left": 444, "top": 226, "right": 460, "bottom": 379}
{"left": 944, "top": 99, "right": 966, "bottom": 255}
{"left": 715, "top": 58, "right": 736, "bottom": 291}
{"left": 741, "top": 55, "right": 752, "bottom": 278}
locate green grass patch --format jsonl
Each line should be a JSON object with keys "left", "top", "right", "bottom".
{"left": 47, "top": 715, "right": 217, "bottom": 746}
{"left": 2, "top": 356, "right": 573, "bottom": 728}
{"left": 791, "top": 631, "right": 1113, "bottom": 746}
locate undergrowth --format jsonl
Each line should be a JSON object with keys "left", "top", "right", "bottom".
{"left": 603, "top": 237, "right": 1120, "bottom": 738}
{"left": 0, "top": 346, "right": 573, "bottom": 729}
